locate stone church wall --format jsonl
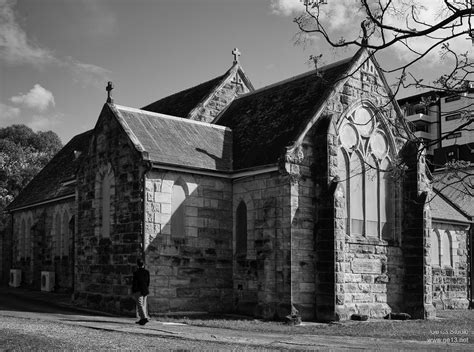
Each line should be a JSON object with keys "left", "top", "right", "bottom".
{"left": 10, "top": 199, "right": 75, "bottom": 291}
{"left": 74, "top": 107, "right": 144, "bottom": 314}
{"left": 232, "top": 171, "right": 292, "bottom": 319}
{"left": 431, "top": 222, "right": 470, "bottom": 310}
{"left": 287, "top": 53, "right": 424, "bottom": 320}
{"left": 233, "top": 172, "right": 291, "bottom": 318}
{"left": 144, "top": 170, "right": 234, "bottom": 314}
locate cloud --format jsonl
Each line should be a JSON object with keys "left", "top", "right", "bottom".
{"left": 271, "top": 0, "right": 473, "bottom": 64}
{"left": 0, "top": 102, "right": 20, "bottom": 122}
{"left": 65, "top": 57, "right": 110, "bottom": 87}
{"left": 0, "top": 0, "right": 55, "bottom": 65}
{"left": 27, "top": 113, "right": 62, "bottom": 132}
{"left": 0, "top": 0, "right": 110, "bottom": 86}
{"left": 270, "top": 0, "right": 305, "bottom": 16}
{"left": 10, "top": 84, "right": 55, "bottom": 111}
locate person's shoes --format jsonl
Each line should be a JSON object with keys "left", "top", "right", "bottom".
{"left": 138, "top": 318, "right": 149, "bottom": 325}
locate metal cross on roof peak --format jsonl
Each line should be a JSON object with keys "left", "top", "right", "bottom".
{"left": 106, "top": 81, "right": 114, "bottom": 103}
{"left": 232, "top": 48, "right": 241, "bottom": 64}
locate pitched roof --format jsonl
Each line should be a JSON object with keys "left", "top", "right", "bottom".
{"left": 111, "top": 104, "right": 232, "bottom": 172}
{"left": 215, "top": 56, "right": 355, "bottom": 170}
{"left": 430, "top": 191, "right": 470, "bottom": 223}
{"left": 7, "top": 130, "right": 93, "bottom": 211}
{"left": 141, "top": 74, "right": 227, "bottom": 117}
{"left": 433, "top": 168, "right": 474, "bottom": 220}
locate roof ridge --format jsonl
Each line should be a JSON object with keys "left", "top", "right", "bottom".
{"left": 235, "top": 56, "right": 353, "bottom": 99}
{"left": 141, "top": 72, "right": 227, "bottom": 111}
{"left": 114, "top": 104, "right": 231, "bottom": 131}
{"left": 432, "top": 187, "right": 471, "bottom": 220}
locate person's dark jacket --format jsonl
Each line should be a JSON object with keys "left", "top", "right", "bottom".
{"left": 132, "top": 267, "right": 150, "bottom": 296}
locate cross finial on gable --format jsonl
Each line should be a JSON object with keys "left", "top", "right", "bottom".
{"left": 232, "top": 48, "right": 241, "bottom": 64}
{"left": 106, "top": 81, "right": 114, "bottom": 103}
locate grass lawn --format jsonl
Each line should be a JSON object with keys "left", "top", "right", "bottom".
{"left": 159, "top": 310, "right": 474, "bottom": 343}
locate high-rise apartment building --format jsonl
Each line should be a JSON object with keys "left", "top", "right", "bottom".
{"left": 398, "top": 89, "right": 473, "bottom": 168}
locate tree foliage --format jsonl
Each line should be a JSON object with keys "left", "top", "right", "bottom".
{"left": 0, "top": 125, "right": 62, "bottom": 213}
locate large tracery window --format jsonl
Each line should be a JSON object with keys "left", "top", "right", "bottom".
{"left": 338, "top": 106, "right": 394, "bottom": 240}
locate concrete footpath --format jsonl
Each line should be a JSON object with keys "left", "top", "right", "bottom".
{"left": 0, "top": 286, "right": 470, "bottom": 351}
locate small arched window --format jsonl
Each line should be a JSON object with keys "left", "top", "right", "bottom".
{"left": 62, "top": 210, "right": 70, "bottom": 257}
{"left": 236, "top": 201, "right": 248, "bottom": 255}
{"left": 19, "top": 219, "right": 26, "bottom": 259}
{"left": 337, "top": 149, "right": 348, "bottom": 232}
{"left": 380, "top": 158, "right": 392, "bottom": 240}
{"left": 349, "top": 152, "right": 365, "bottom": 235}
{"left": 441, "top": 230, "right": 452, "bottom": 267}
{"left": 171, "top": 179, "right": 186, "bottom": 238}
{"left": 55, "top": 213, "right": 61, "bottom": 257}
{"left": 101, "top": 167, "right": 114, "bottom": 238}
{"left": 26, "top": 216, "right": 32, "bottom": 259}
{"left": 430, "top": 230, "right": 441, "bottom": 267}
{"left": 366, "top": 156, "right": 378, "bottom": 236}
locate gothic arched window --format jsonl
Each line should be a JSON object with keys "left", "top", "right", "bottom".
{"left": 26, "top": 216, "right": 32, "bottom": 259}
{"left": 430, "top": 230, "right": 441, "bottom": 267}
{"left": 441, "top": 230, "right": 452, "bottom": 267}
{"left": 171, "top": 179, "right": 186, "bottom": 238}
{"left": 62, "top": 210, "right": 70, "bottom": 257}
{"left": 236, "top": 201, "right": 248, "bottom": 255}
{"left": 338, "top": 106, "right": 394, "bottom": 239}
{"left": 101, "top": 166, "right": 114, "bottom": 238}
{"left": 349, "top": 152, "right": 365, "bottom": 235}
{"left": 54, "top": 212, "right": 61, "bottom": 257}
{"left": 19, "top": 218, "right": 26, "bottom": 259}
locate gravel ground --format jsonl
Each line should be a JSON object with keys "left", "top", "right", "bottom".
{"left": 0, "top": 315, "right": 275, "bottom": 351}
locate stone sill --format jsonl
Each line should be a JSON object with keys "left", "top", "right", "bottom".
{"left": 346, "top": 234, "right": 399, "bottom": 247}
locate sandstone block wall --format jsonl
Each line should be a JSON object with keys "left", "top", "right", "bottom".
{"left": 431, "top": 222, "right": 470, "bottom": 310}
{"left": 193, "top": 71, "right": 251, "bottom": 123}
{"left": 232, "top": 171, "right": 292, "bottom": 319}
{"left": 287, "top": 52, "right": 416, "bottom": 320}
{"left": 10, "top": 199, "right": 75, "bottom": 291}
{"left": 75, "top": 107, "right": 144, "bottom": 313}
{"left": 144, "top": 170, "right": 233, "bottom": 314}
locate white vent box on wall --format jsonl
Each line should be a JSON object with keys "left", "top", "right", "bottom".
{"left": 41, "top": 271, "right": 55, "bottom": 292}
{"left": 9, "top": 269, "right": 21, "bottom": 287}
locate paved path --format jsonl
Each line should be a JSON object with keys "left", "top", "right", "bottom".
{"left": 0, "top": 286, "right": 470, "bottom": 351}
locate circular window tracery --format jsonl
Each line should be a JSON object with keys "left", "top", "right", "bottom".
{"left": 352, "top": 108, "right": 374, "bottom": 137}
{"left": 370, "top": 131, "right": 388, "bottom": 159}
{"left": 340, "top": 123, "right": 359, "bottom": 150}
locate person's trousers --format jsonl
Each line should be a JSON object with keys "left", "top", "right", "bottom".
{"left": 134, "top": 293, "right": 148, "bottom": 320}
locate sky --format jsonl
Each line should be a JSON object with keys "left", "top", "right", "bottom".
{"left": 1, "top": 0, "right": 471, "bottom": 144}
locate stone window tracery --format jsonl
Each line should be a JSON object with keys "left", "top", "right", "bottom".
{"left": 338, "top": 106, "right": 394, "bottom": 239}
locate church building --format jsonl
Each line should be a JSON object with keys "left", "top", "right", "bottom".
{"left": 5, "top": 48, "right": 472, "bottom": 321}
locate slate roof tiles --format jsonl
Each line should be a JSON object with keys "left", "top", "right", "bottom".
{"left": 216, "top": 57, "right": 354, "bottom": 169}
{"left": 112, "top": 105, "right": 232, "bottom": 172}
{"left": 6, "top": 130, "right": 93, "bottom": 211}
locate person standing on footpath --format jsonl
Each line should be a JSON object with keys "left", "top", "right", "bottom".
{"left": 132, "top": 258, "right": 150, "bottom": 325}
